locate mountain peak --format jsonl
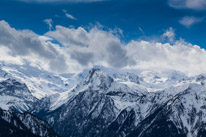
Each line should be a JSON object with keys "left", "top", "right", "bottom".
{"left": 88, "top": 68, "right": 101, "bottom": 77}
{"left": 77, "top": 68, "right": 114, "bottom": 91}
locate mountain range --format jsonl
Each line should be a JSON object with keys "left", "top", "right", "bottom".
{"left": 0, "top": 63, "right": 206, "bottom": 137}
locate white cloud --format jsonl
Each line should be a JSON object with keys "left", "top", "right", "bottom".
{"left": 43, "top": 19, "right": 53, "bottom": 31}
{"left": 162, "top": 27, "right": 175, "bottom": 42}
{"left": 65, "top": 13, "right": 76, "bottom": 20}
{"left": 18, "top": 0, "right": 104, "bottom": 3}
{"left": 46, "top": 25, "right": 206, "bottom": 76}
{"left": 125, "top": 40, "right": 206, "bottom": 76}
{"left": 0, "top": 46, "right": 24, "bottom": 65}
{"left": 179, "top": 16, "right": 204, "bottom": 28}
{"left": 45, "top": 25, "right": 135, "bottom": 68}
{"left": 1, "top": 20, "right": 206, "bottom": 76}
{"left": 0, "top": 20, "right": 81, "bottom": 73}
{"left": 63, "top": 9, "right": 77, "bottom": 20}
{"left": 46, "top": 26, "right": 89, "bottom": 47}
{"left": 169, "top": 0, "right": 206, "bottom": 10}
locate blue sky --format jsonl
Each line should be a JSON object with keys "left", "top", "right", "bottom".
{"left": 0, "top": 0, "right": 205, "bottom": 47}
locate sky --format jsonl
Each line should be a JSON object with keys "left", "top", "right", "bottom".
{"left": 0, "top": 0, "right": 206, "bottom": 76}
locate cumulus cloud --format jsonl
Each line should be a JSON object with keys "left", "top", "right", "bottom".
{"left": 46, "top": 26, "right": 89, "bottom": 47}
{"left": 0, "top": 20, "right": 51, "bottom": 57}
{"left": 1, "top": 20, "right": 206, "bottom": 76}
{"left": 179, "top": 16, "right": 204, "bottom": 28}
{"left": 125, "top": 40, "right": 206, "bottom": 76}
{"left": 0, "top": 20, "right": 77, "bottom": 73}
{"left": 46, "top": 25, "right": 135, "bottom": 68}
{"left": 169, "top": 0, "right": 206, "bottom": 10}
{"left": 18, "top": 0, "right": 103, "bottom": 3}
{"left": 45, "top": 24, "right": 206, "bottom": 76}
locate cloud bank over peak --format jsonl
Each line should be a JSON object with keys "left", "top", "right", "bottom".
{"left": 44, "top": 24, "right": 206, "bottom": 76}
{"left": 45, "top": 25, "right": 135, "bottom": 68}
{"left": 1, "top": 20, "right": 206, "bottom": 76}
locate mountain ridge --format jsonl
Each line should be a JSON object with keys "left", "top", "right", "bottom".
{"left": 0, "top": 64, "right": 206, "bottom": 137}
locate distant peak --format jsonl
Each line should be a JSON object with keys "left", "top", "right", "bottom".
{"left": 86, "top": 68, "right": 109, "bottom": 82}
{"left": 78, "top": 68, "right": 114, "bottom": 91}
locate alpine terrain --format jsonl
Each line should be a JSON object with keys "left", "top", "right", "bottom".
{"left": 0, "top": 63, "right": 206, "bottom": 137}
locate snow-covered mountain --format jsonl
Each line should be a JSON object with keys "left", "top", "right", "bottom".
{"left": 34, "top": 68, "right": 206, "bottom": 137}
{"left": 0, "top": 78, "right": 38, "bottom": 112}
{"left": 0, "top": 63, "right": 206, "bottom": 137}
{"left": 0, "top": 63, "right": 84, "bottom": 99}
